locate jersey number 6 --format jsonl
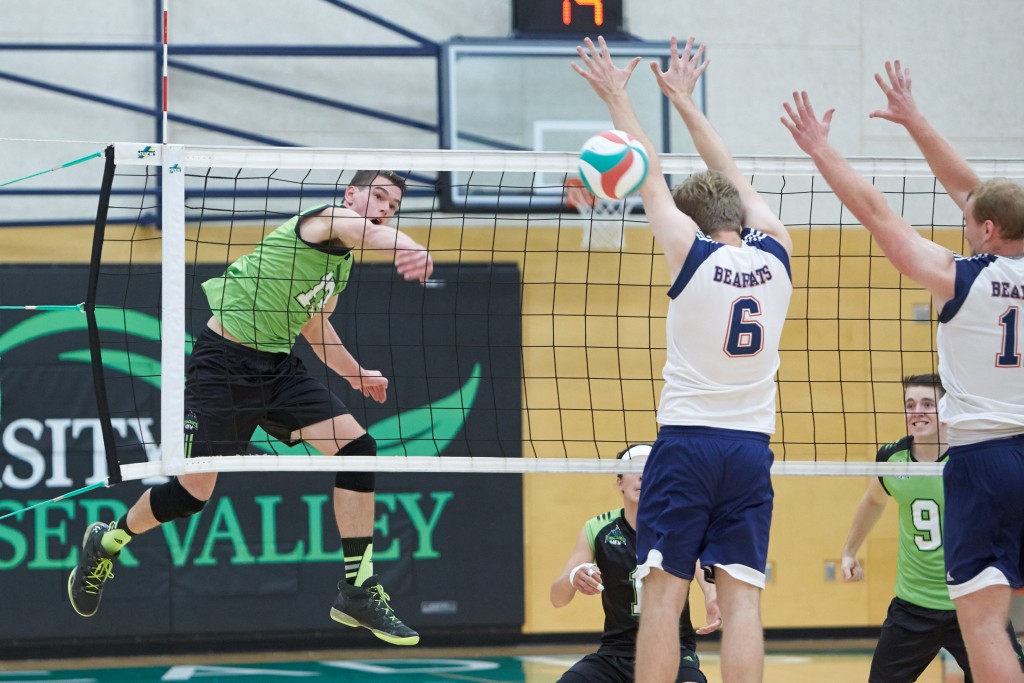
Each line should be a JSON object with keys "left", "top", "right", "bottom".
{"left": 724, "top": 297, "right": 765, "bottom": 357}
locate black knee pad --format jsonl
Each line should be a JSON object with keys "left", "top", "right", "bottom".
{"left": 334, "top": 433, "right": 376, "bottom": 493}
{"left": 150, "top": 478, "right": 207, "bottom": 523}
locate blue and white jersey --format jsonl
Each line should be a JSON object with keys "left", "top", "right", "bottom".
{"left": 657, "top": 229, "right": 793, "bottom": 434}
{"left": 937, "top": 253, "right": 1024, "bottom": 446}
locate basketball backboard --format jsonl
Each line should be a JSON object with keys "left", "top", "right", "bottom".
{"left": 439, "top": 38, "right": 705, "bottom": 211}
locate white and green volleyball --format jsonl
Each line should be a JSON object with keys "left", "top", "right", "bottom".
{"left": 578, "top": 130, "right": 649, "bottom": 200}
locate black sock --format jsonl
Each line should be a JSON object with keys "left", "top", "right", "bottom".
{"left": 112, "top": 514, "right": 136, "bottom": 536}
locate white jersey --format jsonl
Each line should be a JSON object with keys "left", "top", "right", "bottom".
{"left": 657, "top": 229, "right": 792, "bottom": 434}
{"left": 937, "top": 253, "right": 1024, "bottom": 446}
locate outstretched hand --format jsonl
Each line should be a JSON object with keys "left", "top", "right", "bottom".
{"left": 651, "top": 36, "right": 707, "bottom": 101}
{"left": 571, "top": 36, "right": 642, "bottom": 102}
{"left": 869, "top": 60, "right": 918, "bottom": 126}
{"left": 780, "top": 91, "right": 835, "bottom": 157}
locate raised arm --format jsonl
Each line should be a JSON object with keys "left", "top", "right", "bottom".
{"left": 572, "top": 36, "right": 698, "bottom": 279}
{"left": 869, "top": 60, "right": 979, "bottom": 210}
{"left": 781, "top": 91, "right": 956, "bottom": 307}
{"left": 301, "top": 297, "right": 388, "bottom": 404}
{"left": 840, "top": 478, "right": 889, "bottom": 582}
{"left": 304, "top": 207, "right": 434, "bottom": 285}
{"left": 652, "top": 36, "right": 791, "bottom": 254}
{"left": 551, "top": 526, "right": 603, "bottom": 608}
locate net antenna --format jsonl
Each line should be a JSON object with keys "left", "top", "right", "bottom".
{"left": 565, "top": 177, "right": 643, "bottom": 251}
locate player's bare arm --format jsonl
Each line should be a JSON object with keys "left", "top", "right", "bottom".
{"left": 693, "top": 561, "right": 722, "bottom": 635}
{"left": 840, "top": 477, "right": 889, "bottom": 582}
{"left": 300, "top": 297, "right": 388, "bottom": 404}
{"left": 572, "top": 35, "right": 699, "bottom": 279}
{"left": 551, "top": 526, "right": 603, "bottom": 608}
{"left": 653, "top": 36, "right": 792, "bottom": 255}
{"left": 302, "top": 207, "right": 434, "bottom": 285}
{"left": 782, "top": 90, "right": 956, "bottom": 306}
{"left": 869, "top": 60, "right": 979, "bottom": 210}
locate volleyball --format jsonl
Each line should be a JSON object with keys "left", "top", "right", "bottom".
{"left": 578, "top": 130, "right": 649, "bottom": 200}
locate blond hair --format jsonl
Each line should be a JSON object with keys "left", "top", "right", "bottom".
{"left": 968, "top": 178, "right": 1024, "bottom": 241}
{"left": 671, "top": 170, "right": 742, "bottom": 235}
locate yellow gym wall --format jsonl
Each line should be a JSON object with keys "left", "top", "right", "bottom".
{"left": 0, "top": 220, "right": 965, "bottom": 635}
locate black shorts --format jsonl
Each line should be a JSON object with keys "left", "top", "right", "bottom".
{"left": 183, "top": 327, "right": 349, "bottom": 456}
{"left": 869, "top": 596, "right": 1024, "bottom": 683}
{"left": 557, "top": 649, "right": 705, "bottom": 683}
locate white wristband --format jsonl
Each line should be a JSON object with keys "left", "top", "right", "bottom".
{"left": 569, "top": 562, "right": 596, "bottom": 588}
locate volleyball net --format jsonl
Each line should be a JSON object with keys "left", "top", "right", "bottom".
{"left": 80, "top": 143, "right": 1024, "bottom": 481}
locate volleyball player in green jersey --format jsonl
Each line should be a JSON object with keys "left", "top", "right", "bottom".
{"left": 840, "top": 374, "right": 1022, "bottom": 681}
{"left": 551, "top": 445, "right": 719, "bottom": 683}
{"left": 68, "top": 170, "right": 432, "bottom": 646}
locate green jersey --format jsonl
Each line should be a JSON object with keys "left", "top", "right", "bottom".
{"left": 584, "top": 508, "right": 696, "bottom": 656}
{"left": 877, "top": 436, "right": 953, "bottom": 610}
{"left": 202, "top": 205, "right": 354, "bottom": 353}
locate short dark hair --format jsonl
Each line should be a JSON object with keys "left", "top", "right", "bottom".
{"left": 902, "top": 373, "right": 945, "bottom": 397}
{"left": 350, "top": 169, "right": 406, "bottom": 196}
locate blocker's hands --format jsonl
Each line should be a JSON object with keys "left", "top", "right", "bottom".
{"left": 572, "top": 36, "right": 642, "bottom": 103}
{"left": 651, "top": 36, "right": 707, "bottom": 102}
{"left": 869, "top": 60, "right": 920, "bottom": 127}
{"left": 780, "top": 90, "right": 835, "bottom": 157}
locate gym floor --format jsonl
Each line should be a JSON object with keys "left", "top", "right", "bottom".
{"left": 0, "top": 641, "right": 950, "bottom": 682}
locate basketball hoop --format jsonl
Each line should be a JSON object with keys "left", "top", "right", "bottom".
{"left": 565, "top": 178, "right": 642, "bottom": 251}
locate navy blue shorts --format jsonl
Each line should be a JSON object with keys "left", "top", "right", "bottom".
{"left": 635, "top": 426, "right": 774, "bottom": 588}
{"left": 944, "top": 435, "right": 1024, "bottom": 599}
{"left": 183, "top": 326, "right": 349, "bottom": 456}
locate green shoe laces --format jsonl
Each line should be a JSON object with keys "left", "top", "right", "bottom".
{"left": 82, "top": 557, "right": 114, "bottom": 594}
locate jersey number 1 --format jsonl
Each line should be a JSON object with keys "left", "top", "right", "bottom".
{"left": 997, "top": 306, "right": 1021, "bottom": 368}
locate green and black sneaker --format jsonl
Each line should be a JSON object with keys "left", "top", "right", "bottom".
{"left": 330, "top": 575, "right": 419, "bottom": 646}
{"left": 67, "top": 522, "right": 117, "bottom": 617}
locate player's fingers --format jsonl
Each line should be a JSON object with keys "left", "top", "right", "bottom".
{"left": 691, "top": 40, "right": 705, "bottom": 66}
{"left": 624, "top": 55, "right": 642, "bottom": 75}
{"left": 874, "top": 71, "right": 891, "bottom": 95}
{"left": 799, "top": 90, "right": 816, "bottom": 119}
{"left": 823, "top": 108, "right": 835, "bottom": 125}
{"left": 893, "top": 59, "right": 904, "bottom": 84}
{"left": 782, "top": 100, "right": 799, "bottom": 126}
{"left": 668, "top": 35, "right": 678, "bottom": 61}
{"left": 885, "top": 60, "right": 897, "bottom": 85}
{"left": 696, "top": 617, "right": 722, "bottom": 634}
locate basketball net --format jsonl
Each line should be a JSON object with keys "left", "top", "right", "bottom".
{"left": 565, "top": 177, "right": 642, "bottom": 251}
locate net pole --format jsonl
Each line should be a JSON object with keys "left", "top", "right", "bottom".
{"left": 161, "top": 144, "right": 185, "bottom": 476}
